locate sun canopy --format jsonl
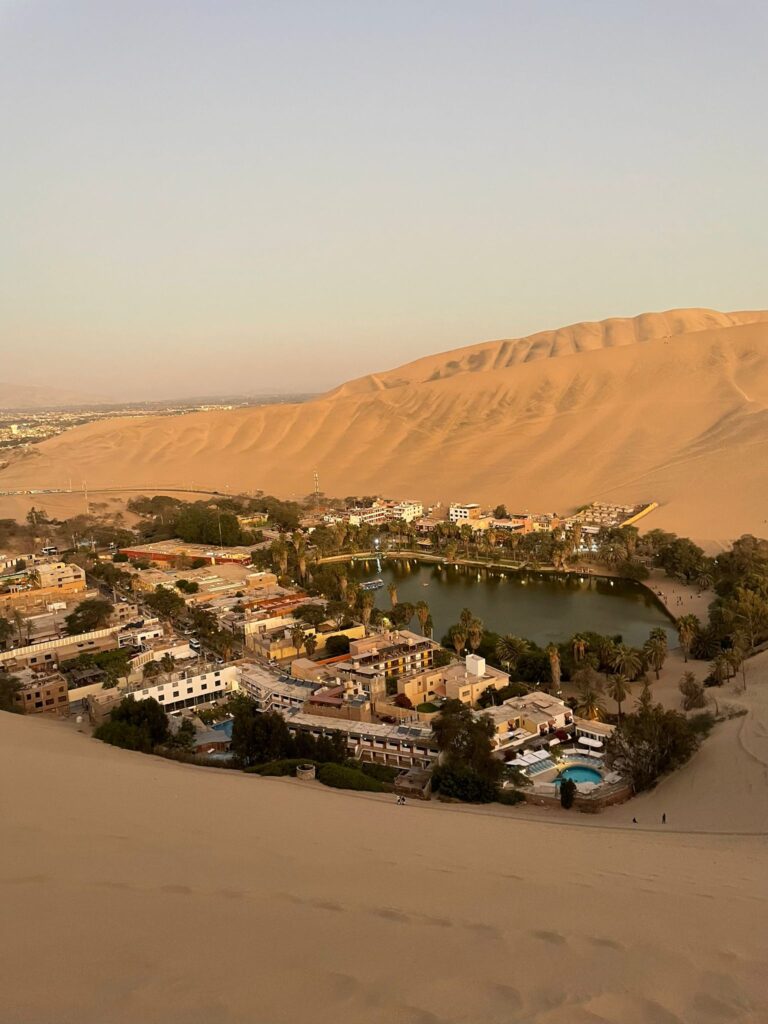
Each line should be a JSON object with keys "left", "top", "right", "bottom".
{"left": 578, "top": 735, "right": 603, "bottom": 749}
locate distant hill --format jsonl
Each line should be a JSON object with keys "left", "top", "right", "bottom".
{"left": 1, "top": 307, "right": 767, "bottom": 544}
{"left": 0, "top": 382, "right": 104, "bottom": 410}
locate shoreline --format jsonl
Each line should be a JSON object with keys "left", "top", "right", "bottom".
{"left": 325, "top": 549, "right": 712, "bottom": 632}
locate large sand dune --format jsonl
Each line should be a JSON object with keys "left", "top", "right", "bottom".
{"left": 2, "top": 308, "right": 768, "bottom": 543}
{"left": 2, "top": 653, "right": 768, "bottom": 1023}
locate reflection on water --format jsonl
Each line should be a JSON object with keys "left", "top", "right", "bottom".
{"left": 348, "top": 558, "right": 674, "bottom": 647}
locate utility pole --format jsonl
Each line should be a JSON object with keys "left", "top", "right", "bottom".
{"left": 82, "top": 479, "right": 89, "bottom": 516}
{"left": 314, "top": 469, "right": 320, "bottom": 511}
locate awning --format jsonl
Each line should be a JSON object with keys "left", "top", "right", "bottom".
{"left": 578, "top": 735, "right": 603, "bottom": 749}
{"left": 548, "top": 738, "right": 560, "bottom": 747}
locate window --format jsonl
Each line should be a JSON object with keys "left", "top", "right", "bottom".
{"left": 35, "top": 701, "right": 43, "bottom": 708}
{"left": 58, "top": 695, "right": 67, "bottom": 703}
{"left": 158, "top": 695, "right": 165, "bottom": 701}
{"left": 201, "top": 683, "right": 208, "bottom": 690}
{"left": 187, "top": 688, "right": 193, "bottom": 694}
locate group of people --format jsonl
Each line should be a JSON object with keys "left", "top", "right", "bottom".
{"left": 395, "top": 795, "right": 407, "bottom": 806}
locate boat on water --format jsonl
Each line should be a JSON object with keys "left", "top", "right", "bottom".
{"left": 360, "top": 578, "right": 384, "bottom": 591}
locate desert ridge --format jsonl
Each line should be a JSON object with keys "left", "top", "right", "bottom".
{"left": 1, "top": 307, "right": 767, "bottom": 544}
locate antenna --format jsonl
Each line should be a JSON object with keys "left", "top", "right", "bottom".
{"left": 314, "top": 469, "right": 320, "bottom": 510}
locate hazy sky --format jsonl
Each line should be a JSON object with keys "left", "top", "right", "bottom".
{"left": 1, "top": 1, "right": 766, "bottom": 400}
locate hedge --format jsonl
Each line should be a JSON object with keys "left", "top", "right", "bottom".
{"left": 317, "top": 763, "right": 390, "bottom": 792}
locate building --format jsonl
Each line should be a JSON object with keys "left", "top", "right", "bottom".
{"left": 127, "top": 564, "right": 277, "bottom": 602}
{"left": 348, "top": 630, "right": 441, "bottom": 679}
{"left": 282, "top": 708, "right": 439, "bottom": 769}
{"left": 442, "top": 655, "right": 508, "bottom": 705}
{"left": 479, "top": 691, "right": 574, "bottom": 753}
{"left": 13, "top": 672, "right": 70, "bottom": 717}
{"left": 391, "top": 500, "right": 424, "bottom": 523}
{"left": 449, "top": 503, "right": 482, "bottom": 523}
{"left": 129, "top": 664, "right": 241, "bottom": 713}
{"left": 347, "top": 505, "right": 391, "bottom": 527}
{"left": 0, "top": 560, "right": 87, "bottom": 613}
{"left": 119, "top": 539, "right": 255, "bottom": 567}
{"left": 0, "top": 625, "right": 122, "bottom": 673}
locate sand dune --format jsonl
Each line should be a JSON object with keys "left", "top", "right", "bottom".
{"left": 2, "top": 308, "right": 767, "bottom": 543}
{"left": 2, "top": 654, "right": 768, "bottom": 1023}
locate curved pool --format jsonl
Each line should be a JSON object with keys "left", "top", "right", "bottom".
{"left": 555, "top": 765, "right": 603, "bottom": 786}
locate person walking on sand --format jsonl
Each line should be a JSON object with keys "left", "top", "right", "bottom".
{"left": 632, "top": 817, "right": 637, "bottom": 824}
{"left": 662, "top": 813, "right": 666, "bottom": 825}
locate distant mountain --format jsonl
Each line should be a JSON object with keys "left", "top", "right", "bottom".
{"left": 0, "top": 382, "right": 104, "bottom": 411}
{"left": 1, "top": 307, "right": 767, "bottom": 544}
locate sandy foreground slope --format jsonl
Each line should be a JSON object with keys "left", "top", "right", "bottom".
{"left": 1, "top": 308, "right": 767, "bottom": 545}
{"left": 2, "top": 656, "right": 768, "bottom": 1024}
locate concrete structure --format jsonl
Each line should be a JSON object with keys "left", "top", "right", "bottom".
{"left": 449, "top": 503, "right": 482, "bottom": 523}
{"left": 128, "top": 564, "right": 277, "bottom": 603}
{"left": 13, "top": 672, "right": 70, "bottom": 716}
{"left": 442, "top": 655, "right": 508, "bottom": 705}
{"left": 120, "top": 539, "right": 255, "bottom": 566}
{"left": 130, "top": 665, "right": 240, "bottom": 713}
{"left": 348, "top": 630, "right": 441, "bottom": 680}
{"left": 282, "top": 708, "right": 439, "bottom": 769}
{"left": 0, "top": 560, "right": 87, "bottom": 612}
{"left": 391, "top": 500, "right": 423, "bottom": 523}
{"left": 347, "top": 505, "right": 391, "bottom": 527}
{"left": 0, "top": 625, "right": 122, "bottom": 672}
{"left": 479, "top": 691, "right": 574, "bottom": 753}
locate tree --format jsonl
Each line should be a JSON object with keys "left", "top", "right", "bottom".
{"left": 467, "top": 616, "right": 484, "bottom": 653}
{"left": 393, "top": 692, "right": 413, "bottom": 709}
{"left": 386, "top": 582, "right": 398, "bottom": 608}
{"left": 431, "top": 699, "right": 502, "bottom": 802}
{"left": 94, "top": 697, "right": 169, "bottom": 752}
{"left": 415, "top": 600, "right": 430, "bottom": 635}
{"left": 0, "top": 673, "right": 22, "bottom": 713}
{"left": 605, "top": 674, "right": 631, "bottom": 721}
{"left": 493, "top": 505, "right": 509, "bottom": 520}
{"left": 679, "top": 671, "right": 706, "bottom": 711}
{"left": 0, "top": 616, "right": 13, "bottom": 651}
{"left": 144, "top": 587, "right": 186, "bottom": 620}
{"left": 64, "top": 598, "right": 114, "bottom": 635}
{"left": 643, "top": 633, "right": 668, "bottom": 680}
{"left": 325, "top": 634, "right": 351, "bottom": 657}
{"left": 605, "top": 691, "right": 701, "bottom": 793}
{"left": 495, "top": 630, "right": 532, "bottom": 671}
{"left": 142, "top": 660, "right": 161, "bottom": 680}
{"left": 546, "top": 644, "right": 561, "bottom": 693}
{"left": 159, "top": 652, "right": 176, "bottom": 682}
{"left": 611, "top": 644, "right": 643, "bottom": 681}
{"left": 447, "top": 624, "right": 468, "bottom": 657}
{"left": 303, "top": 634, "right": 318, "bottom": 658}
{"left": 360, "top": 592, "right": 374, "bottom": 628}
{"left": 575, "top": 682, "right": 607, "bottom": 721}
{"left": 560, "top": 778, "right": 577, "bottom": 809}
{"left": 676, "top": 614, "right": 699, "bottom": 663}
{"left": 290, "top": 624, "right": 305, "bottom": 657}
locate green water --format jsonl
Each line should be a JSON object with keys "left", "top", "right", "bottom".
{"left": 348, "top": 558, "right": 674, "bottom": 647}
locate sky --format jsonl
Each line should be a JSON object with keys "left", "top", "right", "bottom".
{"left": 1, "top": 0, "right": 766, "bottom": 401}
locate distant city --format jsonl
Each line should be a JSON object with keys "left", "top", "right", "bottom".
{"left": 0, "top": 394, "right": 315, "bottom": 451}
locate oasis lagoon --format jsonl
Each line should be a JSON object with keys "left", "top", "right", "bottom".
{"left": 348, "top": 559, "right": 675, "bottom": 647}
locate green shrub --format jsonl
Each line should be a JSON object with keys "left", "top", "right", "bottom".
{"left": 247, "top": 758, "right": 322, "bottom": 777}
{"left": 317, "top": 763, "right": 390, "bottom": 792}
{"left": 432, "top": 764, "right": 498, "bottom": 803}
{"left": 358, "top": 762, "right": 399, "bottom": 783}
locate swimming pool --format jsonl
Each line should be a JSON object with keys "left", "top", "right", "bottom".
{"left": 555, "top": 765, "right": 603, "bottom": 786}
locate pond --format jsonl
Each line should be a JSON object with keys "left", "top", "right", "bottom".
{"left": 347, "top": 558, "right": 675, "bottom": 647}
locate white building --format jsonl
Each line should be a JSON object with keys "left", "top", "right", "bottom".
{"left": 391, "top": 500, "right": 423, "bottom": 523}
{"left": 449, "top": 503, "right": 481, "bottom": 523}
{"left": 131, "top": 665, "right": 240, "bottom": 712}
{"left": 347, "top": 506, "right": 391, "bottom": 527}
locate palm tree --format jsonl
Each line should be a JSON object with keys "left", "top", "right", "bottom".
{"left": 387, "top": 582, "right": 398, "bottom": 608}
{"left": 12, "top": 609, "right": 24, "bottom": 644}
{"left": 360, "top": 592, "right": 374, "bottom": 628}
{"left": 606, "top": 674, "right": 631, "bottom": 720}
{"left": 160, "top": 652, "right": 176, "bottom": 684}
{"left": 676, "top": 614, "right": 699, "bottom": 663}
{"left": 304, "top": 634, "right": 317, "bottom": 658}
{"left": 142, "top": 660, "right": 161, "bottom": 681}
{"left": 415, "top": 600, "right": 430, "bottom": 635}
{"left": 448, "top": 624, "right": 467, "bottom": 657}
{"left": 643, "top": 634, "right": 668, "bottom": 680}
{"left": 495, "top": 634, "right": 529, "bottom": 675}
{"left": 291, "top": 624, "right": 305, "bottom": 658}
{"left": 546, "top": 644, "right": 561, "bottom": 693}
{"left": 575, "top": 683, "right": 607, "bottom": 721}
{"left": 572, "top": 634, "right": 588, "bottom": 663}
{"left": 710, "top": 653, "right": 728, "bottom": 686}
{"left": 424, "top": 614, "right": 434, "bottom": 638}
{"left": 611, "top": 644, "right": 642, "bottom": 681}
{"left": 467, "top": 616, "right": 484, "bottom": 653}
